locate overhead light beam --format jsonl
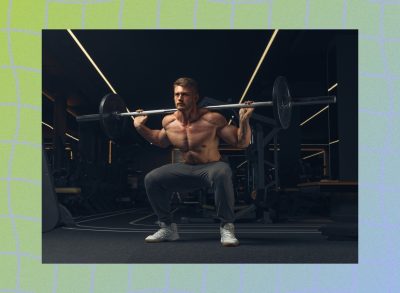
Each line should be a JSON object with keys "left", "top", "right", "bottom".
{"left": 302, "top": 151, "right": 324, "bottom": 160}
{"left": 67, "top": 29, "right": 117, "bottom": 94}
{"left": 300, "top": 106, "right": 329, "bottom": 126}
{"left": 42, "top": 122, "right": 79, "bottom": 141}
{"left": 328, "top": 83, "right": 338, "bottom": 92}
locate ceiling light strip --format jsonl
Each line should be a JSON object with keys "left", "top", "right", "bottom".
{"left": 238, "top": 29, "right": 279, "bottom": 104}
{"left": 42, "top": 91, "right": 77, "bottom": 117}
{"left": 302, "top": 151, "right": 324, "bottom": 160}
{"left": 42, "top": 122, "right": 79, "bottom": 141}
{"left": 236, "top": 160, "right": 248, "bottom": 169}
{"left": 329, "top": 139, "right": 339, "bottom": 145}
{"left": 67, "top": 30, "right": 133, "bottom": 119}
{"left": 42, "top": 91, "right": 54, "bottom": 101}
{"left": 42, "top": 121, "right": 53, "bottom": 130}
{"left": 228, "top": 29, "right": 278, "bottom": 125}
{"left": 328, "top": 82, "right": 338, "bottom": 92}
{"left": 300, "top": 106, "right": 329, "bottom": 126}
{"left": 65, "top": 133, "right": 79, "bottom": 141}
{"left": 67, "top": 29, "right": 117, "bottom": 94}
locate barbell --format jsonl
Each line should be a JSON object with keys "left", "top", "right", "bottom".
{"left": 76, "top": 76, "right": 336, "bottom": 141}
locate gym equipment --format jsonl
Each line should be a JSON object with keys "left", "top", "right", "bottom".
{"left": 76, "top": 76, "right": 336, "bottom": 141}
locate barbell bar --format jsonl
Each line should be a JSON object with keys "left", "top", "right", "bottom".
{"left": 76, "top": 76, "right": 336, "bottom": 141}
{"left": 75, "top": 101, "right": 275, "bottom": 122}
{"left": 76, "top": 97, "right": 335, "bottom": 120}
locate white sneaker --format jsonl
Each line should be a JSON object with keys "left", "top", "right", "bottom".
{"left": 145, "top": 222, "right": 179, "bottom": 243}
{"left": 220, "top": 223, "right": 239, "bottom": 247}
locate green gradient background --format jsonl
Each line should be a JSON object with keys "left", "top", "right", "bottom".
{"left": 1, "top": 0, "right": 399, "bottom": 292}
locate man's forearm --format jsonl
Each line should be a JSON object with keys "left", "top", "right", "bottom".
{"left": 136, "top": 125, "right": 166, "bottom": 147}
{"left": 237, "top": 119, "right": 251, "bottom": 148}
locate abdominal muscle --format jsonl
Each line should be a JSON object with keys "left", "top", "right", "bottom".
{"left": 181, "top": 146, "right": 221, "bottom": 164}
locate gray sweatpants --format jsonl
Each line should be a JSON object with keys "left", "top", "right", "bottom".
{"left": 144, "top": 161, "right": 235, "bottom": 225}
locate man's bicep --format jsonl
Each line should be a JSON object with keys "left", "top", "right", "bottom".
{"left": 218, "top": 124, "right": 238, "bottom": 146}
{"left": 158, "top": 128, "right": 171, "bottom": 147}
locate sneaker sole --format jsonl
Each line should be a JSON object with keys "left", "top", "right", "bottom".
{"left": 221, "top": 242, "right": 239, "bottom": 247}
{"left": 145, "top": 236, "right": 180, "bottom": 243}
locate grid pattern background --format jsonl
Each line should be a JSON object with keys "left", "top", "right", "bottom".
{"left": 1, "top": 0, "right": 399, "bottom": 292}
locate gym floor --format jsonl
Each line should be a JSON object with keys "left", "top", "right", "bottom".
{"left": 42, "top": 207, "right": 357, "bottom": 264}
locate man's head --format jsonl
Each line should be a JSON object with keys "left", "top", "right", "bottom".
{"left": 173, "top": 77, "right": 200, "bottom": 111}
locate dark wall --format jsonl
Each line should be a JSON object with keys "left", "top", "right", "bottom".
{"left": 336, "top": 32, "right": 358, "bottom": 181}
{"left": 53, "top": 95, "right": 67, "bottom": 170}
{"left": 278, "top": 107, "right": 301, "bottom": 187}
{"left": 78, "top": 121, "right": 106, "bottom": 163}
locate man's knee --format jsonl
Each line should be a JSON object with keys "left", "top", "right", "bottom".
{"left": 212, "top": 164, "right": 232, "bottom": 182}
{"left": 144, "top": 169, "right": 161, "bottom": 188}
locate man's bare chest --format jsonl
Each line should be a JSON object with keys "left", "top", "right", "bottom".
{"left": 165, "top": 120, "right": 217, "bottom": 147}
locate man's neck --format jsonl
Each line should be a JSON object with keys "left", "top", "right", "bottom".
{"left": 176, "top": 106, "right": 199, "bottom": 125}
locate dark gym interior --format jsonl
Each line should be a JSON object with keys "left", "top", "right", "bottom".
{"left": 42, "top": 30, "right": 358, "bottom": 263}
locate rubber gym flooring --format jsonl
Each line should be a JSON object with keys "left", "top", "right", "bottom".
{"left": 43, "top": 207, "right": 357, "bottom": 263}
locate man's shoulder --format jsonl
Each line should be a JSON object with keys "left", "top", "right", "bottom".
{"left": 162, "top": 114, "right": 176, "bottom": 128}
{"left": 200, "top": 110, "right": 227, "bottom": 126}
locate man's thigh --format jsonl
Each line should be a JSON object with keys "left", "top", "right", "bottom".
{"left": 148, "top": 163, "right": 206, "bottom": 192}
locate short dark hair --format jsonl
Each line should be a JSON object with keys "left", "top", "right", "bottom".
{"left": 173, "top": 77, "right": 199, "bottom": 96}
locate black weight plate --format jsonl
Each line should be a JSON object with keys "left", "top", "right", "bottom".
{"left": 272, "top": 76, "right": 292, "bottom": 129}
{"left": 99, "top": 93, "right": 127, "bottom": 141}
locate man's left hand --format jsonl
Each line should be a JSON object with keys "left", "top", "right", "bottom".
{"left": 239, "top": 101, "right": 254, "bottom": 121}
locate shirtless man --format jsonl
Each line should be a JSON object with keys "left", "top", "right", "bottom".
{"left": 133, "top": 77, "right": 254, "bottom": 247}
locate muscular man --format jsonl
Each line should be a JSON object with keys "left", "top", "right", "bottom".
{"left": 134, "top": 77, "right": 254, "bottom": 247}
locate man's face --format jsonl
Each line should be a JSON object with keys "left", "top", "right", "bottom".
{"left": 174, "top": 85, "right": 198, "bottom": 111}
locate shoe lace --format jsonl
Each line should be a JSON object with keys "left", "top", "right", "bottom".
{"left": 221, "top": 225, "right": 236, "bottom": 239}
{"left": 153, "top": 227, "right": 170, "bottom": 238}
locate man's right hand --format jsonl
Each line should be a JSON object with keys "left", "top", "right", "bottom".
{"left": 133, "top": 109, "right": 148, "bottom": 129}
